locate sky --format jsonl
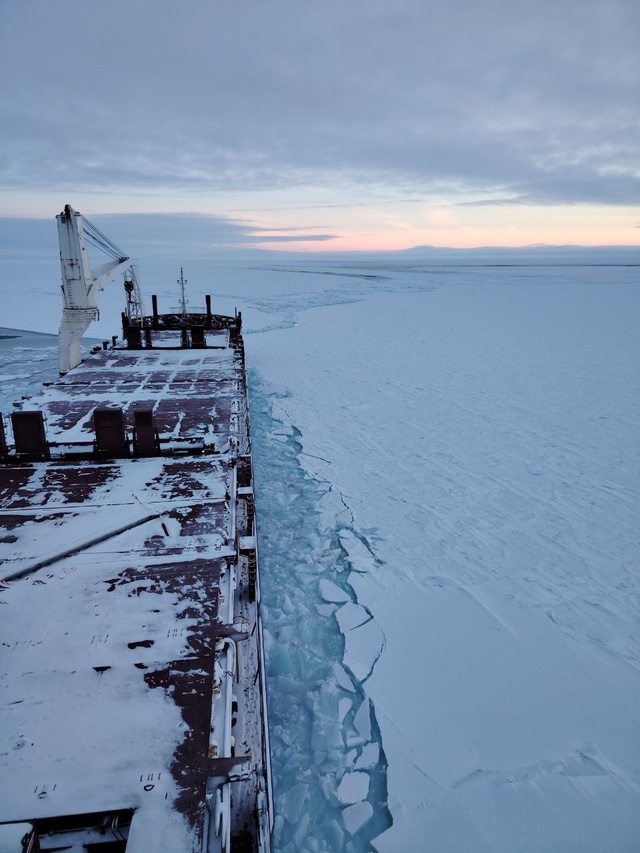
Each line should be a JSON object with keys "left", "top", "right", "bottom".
{"left": 1, "top": 0, "right": 639, "bottom": 252}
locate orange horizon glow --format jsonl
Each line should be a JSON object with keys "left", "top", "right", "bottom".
{"left": 246, "top": 200, "right": 640, "bottom": 253}
{"left": 2, "top": 192, "right": 638, "bottom": 255}
{"left": 250, "top": 227, "right": 640, "bottom": 253}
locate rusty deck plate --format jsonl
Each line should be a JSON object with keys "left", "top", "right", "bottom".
{"left": 0, "top": 326, "right": 268, "bottom": 851}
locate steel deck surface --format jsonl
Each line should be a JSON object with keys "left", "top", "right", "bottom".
{"left": 0, "top": 323, "right": 270, "bottom": 852}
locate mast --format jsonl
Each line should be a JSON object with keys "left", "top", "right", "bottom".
{"left": 178, "top": 267, "right": 188, "bottom": 324}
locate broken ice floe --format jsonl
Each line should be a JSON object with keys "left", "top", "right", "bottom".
{"left": 353, "top": 699, "right": 372, "bottom": 741}
{"left": 338, "top": 697, "right": 352, "bottom": 723}
{"left": 338, "top": 529, "right": 379, "bottom": 573}
{"left": 355, "top": 742, "right": 380, "bottom": 770}
{"left": 332, "top": 661, "right": 355, "bottom": 693}
{"left": 343, "top": 800, "right": 374, "bottom": 835}
{"left": 251, "top": 383, "right": 391, "bottom": 849}
{"left": 335, "top": 601, "right": 370, "bottom": 632}
{"left": 336, "top": 771, "right": 370, "bottom": 805}
{"left": 319, "top": 578, "right": 351, "bottom": 603}
{"left": 281, "top": 782, "right": 308, "bottom": 824}
{"left": 341, "top": 616, "right": 385, "bottom": 682}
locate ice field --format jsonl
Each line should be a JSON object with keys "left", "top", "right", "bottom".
{"left": 1, "top": 259, "right": 639, "bottom": 851}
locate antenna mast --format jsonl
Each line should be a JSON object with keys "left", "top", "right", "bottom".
{"left": 178, "top": 268, "right": 188, "bottom": 324}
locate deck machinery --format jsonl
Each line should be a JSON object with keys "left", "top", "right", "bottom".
{"left": 0, "top": 208, "right": 273, "bottom": 852}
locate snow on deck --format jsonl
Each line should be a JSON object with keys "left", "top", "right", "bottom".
{"left": 0, "top": 339, "right": 257, "bottom": 851}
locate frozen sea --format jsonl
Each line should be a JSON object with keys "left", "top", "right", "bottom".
{"left": 1, "top": 259, "right": 639, "bottom": 852}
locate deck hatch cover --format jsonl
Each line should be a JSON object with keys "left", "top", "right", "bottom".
{"left": 132, "top": 409, "right": 159, "bottom": 456}
{"left": 93, "top": 408, "right": 129, "bottom": 456}
{"left": 10, "top": 411, "right": 49, "bottom": 459}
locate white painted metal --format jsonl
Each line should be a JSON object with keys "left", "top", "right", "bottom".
{"left": 57, "top": 204, "right": 131, "bottom": 374}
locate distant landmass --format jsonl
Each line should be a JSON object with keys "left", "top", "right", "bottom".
{"left": 0, "top": 327, "right": 57, "bottom": 338}
{"left": 399, "top": 244, "right": 639, "bottom": 264}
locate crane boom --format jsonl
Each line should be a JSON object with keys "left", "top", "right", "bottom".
{"left": 57, "top": 204, "right": 132, "bottom": 374}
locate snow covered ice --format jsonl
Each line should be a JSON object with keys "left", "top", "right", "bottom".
{"left": 244, "top": 261, "right": 640, "bottom": 852}
{"left": 1, "top": 258, "right": 639, "bottom": 851}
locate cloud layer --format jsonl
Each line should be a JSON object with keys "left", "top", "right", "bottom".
{"left": 0, "top": 212, "right": 340, "bottom": 263}
{"left": 1, "top": 0, "right": 638, "bottom": 213}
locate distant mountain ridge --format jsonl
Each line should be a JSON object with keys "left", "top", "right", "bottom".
{"left": 399, "top": 244, "right": 639, "bottom": 264}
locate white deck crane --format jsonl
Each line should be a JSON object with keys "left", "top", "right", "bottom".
{"left": 57, "top": 204, "right": 142, "bottom": 374}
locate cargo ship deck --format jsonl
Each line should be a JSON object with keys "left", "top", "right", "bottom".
{"left": 0, "top": 312, "right": 272, "bottom": 852}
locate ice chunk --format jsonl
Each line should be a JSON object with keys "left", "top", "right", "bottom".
{"left": 343, "top": 618, "right": 385, "bottom": 682}
{"left": 281, "top": 782, "right": 308, "bottom": 823}
{"left": 312, "top": 679, "right": 341, "bottom": 713}
{"left": 267, "top": 645, "right": 293, "bottom": 677}
{"left": 320, "top": 819, "right": 345, "bottom": 849}
{"left": 272, "top": 814, "right": 284, "bottom": 847}
{"left": 310, "top": 715, "right": 343, "bottom": 752}
{"left": 332, "top": 661, "right": 355, "bottom": 692}
{"left": 356, "top": 742, "right": 380, "bottom": 769}
{"left": 353, "top": 699, "right": 372, "bottom": 741}
{"left": 306, "top": 530, "right": 325, "bottom": 552}
{"left": 338, "top": 529, "right": 377, "bottom": 573}
{"left": 293, "top": 811, "right": 310, "bottom": 847}
{"left": 319, "top": 578, "right": 351, "bottom": 603}
{"left": 315, "top": 603, "right": 335, "bottom": 617}
{"left": 278, "top": 625, "right": 295, "bottom": 642}
{"left": 338, "top": 697, "right": 352, "bottom": 723}
{"left": 336, "top": 601, "right": 370, "bottom": 633}
{"left": 336, "top": 770, "right": 370, "bottom": 804}
{"left": 342, "top": 800, "right": 374, "bottom": 835}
